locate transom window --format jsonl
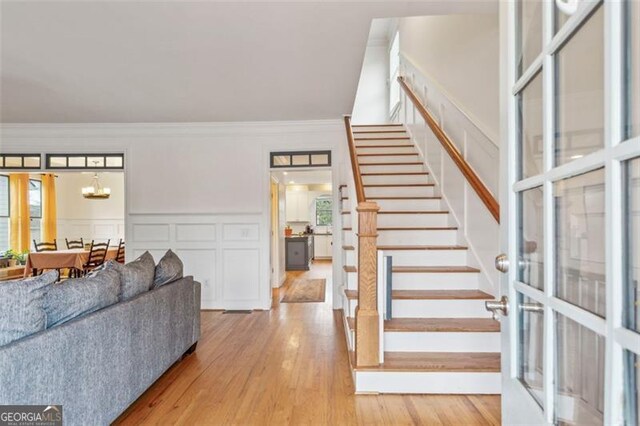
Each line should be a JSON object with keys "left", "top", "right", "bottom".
{"left": 270, "top": 151, "right": 331, "bottom": 168}
{"left": 46, "top": 154, "right": 124, "bottom": 170}
{"left": 0, "top": 155, "right": 41, "bottom": 170}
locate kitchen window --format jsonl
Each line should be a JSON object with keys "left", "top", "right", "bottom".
{"left": 315, "top": 197, "right": 332, "bottom": 226}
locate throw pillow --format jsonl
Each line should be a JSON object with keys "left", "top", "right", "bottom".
{"left": 0, "top": 270, "right": 59, "bottom": 347}
{"left": 154, "top": 250, "right": 183, "bottom": 288}
{"left": 43, "top": 268, "right": 120, "bottom": 328}
{"left": 106, "top": 251, "right": 155, "bottom": 301}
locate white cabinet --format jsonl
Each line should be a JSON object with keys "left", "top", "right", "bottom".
{"left": 286, "top": 191, "right": 310, "bottom": 222}
{"left": 313, "top": 234, "right": 332, "bottom": 258}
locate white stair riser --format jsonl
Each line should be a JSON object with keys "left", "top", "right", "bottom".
{"left": 375, "top": 199, "right": 442, "bottom": 211}
{"left": 391, "top": 300, "right": 492, "bottom": 318}
{"left": 378, "top": 229, "right": 458, "bottom": 245}
{"left": 341, "top": 200, "right": 351, "bottom": 210}
{"left": 354, "top": 139, "right": 412, "bottom": 147}
{"left": 345, "top": 271, "right": 357, "bottom": 289}
{"left": 356, "top": 146, "right": 417, "bottom": 155}
{"left": 353, "top": 131, "right": 408, "bottom": 138}
{"left": 351, "top": 126, "right": 405, "bottom": 132}
{"left": 344, "top": 250, "right": 356, "bottom": 265}
{"left": 359, "top": 154, "right": 421, "bottom": 164}
{"left": 354, "top": 371, "right": 501, "bottom": 394}
{"left": 392, "top": 272, "right": 480, "bottom": 290}
{"left": 360, "top": 164, "right": 425, "bottom": 173}
{"left": 378, "top": 213, "right": 448, "bottom": 227}
{"left": 362, "top": 174, "right": 429, "bottom": 185}
{"left": 341, "top": 215, "right": 352, "bottom": 227}
{"left": 384, "top": 249, "right": 468, "bottom": 266}
{"left": 384, "top": 332, "right": 501, "bottom": 352}
{"left": 365, "top": 186, "right": 435, "bottom": 198}
{"left": 342, "top": 231, "right": 354, "bottom": 245}
{"left": 360, "top": 164, "right": 426, "bottom": 173}
{"left": 347, "top": 299, "right": 491, "bottom": 318}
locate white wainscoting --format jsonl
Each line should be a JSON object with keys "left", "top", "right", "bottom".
{"left": 128, "top": 213, "right": 269, "bottom": 310}
{"left": 57, "top": 219, "right": 125, "bottom": 245}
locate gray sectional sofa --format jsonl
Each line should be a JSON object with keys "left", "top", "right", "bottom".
{"left": 0, "top": 275, "right": 201, "bottom": 425}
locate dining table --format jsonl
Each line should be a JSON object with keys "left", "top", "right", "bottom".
{"left": 23, "top": 247, "right": 120, "bottom": 278}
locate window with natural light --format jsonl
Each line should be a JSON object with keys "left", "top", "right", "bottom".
{"left": 0, "top": 176, "right": 9, "bottom": 252}
{"left": 315, "top": 197, "right": 332, "bottom": 226}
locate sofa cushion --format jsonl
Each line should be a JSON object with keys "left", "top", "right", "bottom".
{"left": 107, "top": 251, "right": 155, "bottom": 301}
{"left": 154, "top": 250, "right": 183, "bottom": 288}
{"left": 43, "top": 268, "right": 120, "bottom": 328}
{"left": 0, "top": 270, "right": 59, "bottom": 346}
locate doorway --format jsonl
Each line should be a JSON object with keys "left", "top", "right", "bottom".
{"left": 269, "top": 169, "right": 333, "bottom": 305}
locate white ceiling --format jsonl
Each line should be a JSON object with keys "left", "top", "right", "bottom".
{"left": 0, "top": 1, "right": 496, "bottom": 123}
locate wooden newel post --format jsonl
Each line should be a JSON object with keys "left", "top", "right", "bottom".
{"left": 355, "top": 201, "right": 380, "bottom": 368}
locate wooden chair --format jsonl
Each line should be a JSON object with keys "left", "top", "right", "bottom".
{"left": 82, "top": 239, "right": 110, "bottom": 276}
{"left": 33, "top": 240, "right": 57, "bottom": 252}
{"left": 65, "top": 238, "right": 84, "bottom": 250}
{"left": 115, "top": 239, "right": 125, "bottom": 264}
{"left": 32, "top": 240, "right": 58, "bottom": 278}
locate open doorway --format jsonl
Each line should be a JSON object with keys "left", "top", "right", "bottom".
{"left": 0, "top": 170, "right": 125, "bottom": 281}
{"left": 269, "top": 169, "right": 333, "bottom": 306}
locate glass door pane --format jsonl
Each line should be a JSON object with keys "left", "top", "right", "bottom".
{"left": 554, "top": 6, "right": 604, "bottom": 165}
{"left": 518, "top": 0, "right": 543, "bottom": 76}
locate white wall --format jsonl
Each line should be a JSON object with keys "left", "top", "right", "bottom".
{"left": 352, "top": 43, "right": 389, "bottom": 124}
{"left": 56, "top": 172, "right": 125, "bottom": 245}
{"left": 398, "top": 14, "right": 500, "bottom": 141}
{"left": 0, "top": 120, "right": 346, "bottom": 310}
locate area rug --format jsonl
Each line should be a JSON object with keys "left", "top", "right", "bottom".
{"left": 281, "top": 278, "right": 326, "bottom": 303}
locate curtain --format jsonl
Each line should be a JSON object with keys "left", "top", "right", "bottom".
{"left": 9, "top": 174, "right": 30, "bottom": 252}
{"left": 41, "top": 174, "right": 57, "bottom": 243}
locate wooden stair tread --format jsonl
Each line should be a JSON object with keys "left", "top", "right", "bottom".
{"left": 360, "top": 162, "right": 423, "bottom": 166}
{"left": 378, "top": 210, "right": 448, "bottom": 215}
{"left": 363, "top": 183, "right": 434, "bottom": 187}
{"left": 358, "top": 153, "right": 418, "bottom": 156}
{"left": 377, "top": 245, "right": 467, "bottom": 251}
{"left": 392, "top": 266, "right": 480, "bottom": 273}
{"left": 345, "top": 289, "right": 358, "bottom": 299}
{"left": 384, "top": 318, "right": 500, "bottom": 332}
{"left": 353, "top": 129, "right": 407, "bottom": 133}
{"left": 354, "top": 137, "right": 411, "bottom": 141}
{"left": 352, "top": 123, "right": 404, "bottom": 127}
{"left": 368, "top": 196, "right": 441, "bottom": 200}
{"left": 378, "top": 227, "right": 457, "bottom": 231}
{"left": 340, "top": 211, "right": 351, "bottom": 215}
{"left": 361, "top": 172, "right": 428, "bottom": 176}
{"left": 342, "top": 227, "right": 352, "bottom": 230}
{"left": 342, "top": 245, "right": 355, "bottom": 251}
{"left": 343, "top": 265, "right": 357, "bottom": 273}
{"left": 347, "top": 317, "right": 499, "bottom": 333}
{"left": 339, "top": 184, "right": 347, "bottom": 189}
{"left": 356, "top": 145, "right": 414, "bottom": 149}
{"left": 361, "top": 352, "right": 501, "bottom": 372}
{"left": 346, "top": 289, "right": 491, "bottom": 300}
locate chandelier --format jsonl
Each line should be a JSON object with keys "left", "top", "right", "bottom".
{"left": 82, "top": 172, "right": 111, "bottom": 200}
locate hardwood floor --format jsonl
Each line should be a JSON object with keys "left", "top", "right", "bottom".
{"left": 115, "top": 261, "right": 501, "bottom": 425}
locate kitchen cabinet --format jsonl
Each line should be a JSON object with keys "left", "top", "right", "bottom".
{"left": 286, "top": 236, "right": 313, "bottom": 270}
{"left": 286, "top": 191, "right": 310, "bottom": 222}
{"left": 313, "top": 234, "right": 332, "bottom": 259}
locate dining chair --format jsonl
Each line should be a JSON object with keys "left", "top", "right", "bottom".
{"left": 65, "top": 238, "right": 84, "bottom": 250}
{"left": 32, "top": 240, "right": 58, "bottom": 279}
{"left": 82, "top": 239, "right": 110, "bottom": 276}
{"left": 115, "top": 239, "right": 125, "bottom": 264}
{"left": 33, "top": 240, "right": 57, "bottom": 252}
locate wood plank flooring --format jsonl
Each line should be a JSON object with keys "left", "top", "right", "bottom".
{"left": 115, "top": 261, "right": 501, "bottom": 425}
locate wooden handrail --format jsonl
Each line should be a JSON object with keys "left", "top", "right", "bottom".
{"left": 398, "top": 76, "right": 500, "bottom": 223}
{"left": 343, "top": 116, "right": 366, "bottom": 203}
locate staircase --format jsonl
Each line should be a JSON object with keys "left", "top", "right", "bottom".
{"left": 340, "top": 123, "right": 501, "bottom": 394}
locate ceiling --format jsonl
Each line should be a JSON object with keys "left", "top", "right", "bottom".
{"left": 0, "top": 1, "right": 496, "bottom": 123}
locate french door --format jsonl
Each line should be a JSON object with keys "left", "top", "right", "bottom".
{"left": 497, "top": 0, "right": 640, "bottom": 424}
